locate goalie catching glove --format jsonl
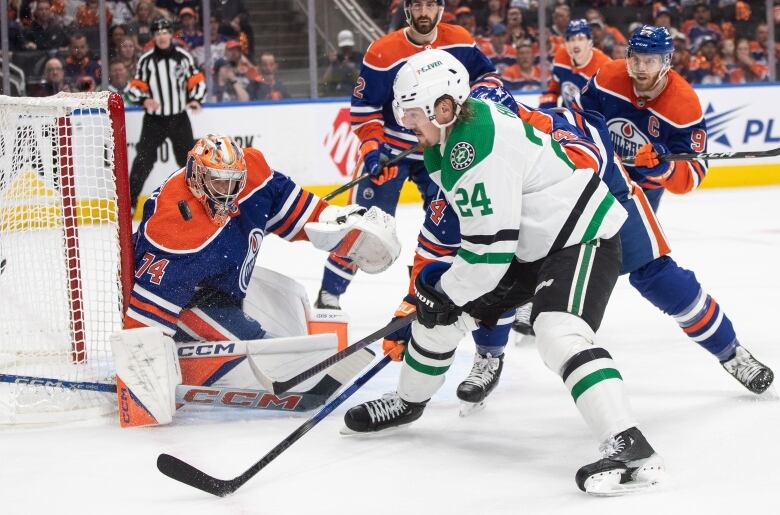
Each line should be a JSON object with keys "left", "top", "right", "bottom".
{"left": 305, "top": 204, "right": 401, "bottom": 274}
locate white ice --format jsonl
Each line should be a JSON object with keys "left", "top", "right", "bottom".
{"left": 2, "top": 186, "right": 779, "bottom": 514}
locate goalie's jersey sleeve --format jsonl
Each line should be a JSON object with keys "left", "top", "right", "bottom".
{"left": 579, "top": 59, "right": 708, "bottom": 194}
{"left": 539, "top": 47, "right": 610, "bottom": 109}
{"left": 422, "top": 98, "right": 626, "bottom": 306}
{"left": 352, "top": 23, "right": 497, "bottom": 160}
{"left": 124, "top": 147, "right": 327, "bottom": 335}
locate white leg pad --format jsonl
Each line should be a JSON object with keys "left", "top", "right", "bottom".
{"left": 533, "top": 311, "right": 595, "bottom": 374}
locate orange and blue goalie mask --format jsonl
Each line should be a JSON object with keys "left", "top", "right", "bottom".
{"left": 186, "top": 135, "right": 247, "bottom": 226}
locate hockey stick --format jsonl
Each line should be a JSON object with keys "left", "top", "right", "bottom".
{"left": 322, "top": 145, "right": 421, "bottom": 201}
{"left": 270, "top": 312, "right": 416, "bottom": 395}
{"left": 0, "top": 373, "right": 340, "bottom": 413}
{"left": 621, "top": 146, "right": 780, "bottom": 166}
{"left": 157, "top": 353, "right": 393, "bottom": 497}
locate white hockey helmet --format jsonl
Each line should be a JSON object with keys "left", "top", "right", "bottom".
{"left": 392, "top": 49, "right": 471, "bottom": 130}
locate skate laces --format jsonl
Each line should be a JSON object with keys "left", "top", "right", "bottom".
{"left": 516, "top": 303, "right": 532, "bottom": 325}
{"left": 726, "top": 348, "right": 765, "bottom": 385}
{"left": 365, "top": 393, "right": 407, "bottom": 423}
{"left": 463, "top": 354, "right": 499, "bottom": 388}
{"left": 599, "top": 434, "right": 626, "bottom": 459}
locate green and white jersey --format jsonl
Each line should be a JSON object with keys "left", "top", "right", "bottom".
{"left": 423, "top": 98, "right": 627, "bottom": 306}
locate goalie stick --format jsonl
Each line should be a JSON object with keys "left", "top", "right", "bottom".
{"left": 322, "top": 145, "right": 421, "bottom": 201}
{"left": 0, "top": 373, "right": 342, "bottom": 413}
{"left": 157, "top": 353, "right": 393, "bottom": 497}
{"left": 621, "top": 146, "right": 780, "bottom": 166}
{"left": 270, "top": 312, "right": 416, "bottom": 395}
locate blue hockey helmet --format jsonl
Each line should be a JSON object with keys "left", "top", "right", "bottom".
{"left": 566, "top": 19, "right": 592, "bottom": 39}
{"left": 627, "top": 25, "right": 673, "bottom": 56}
{"left": 404, "top": 0, "right": 445, "bottom": 25}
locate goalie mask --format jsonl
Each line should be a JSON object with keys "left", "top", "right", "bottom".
{"left": 185, "top": 135, "right": 247, "bottom": 227}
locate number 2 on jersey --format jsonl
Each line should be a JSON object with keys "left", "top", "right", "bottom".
{"left": 135, "top": 252, "right": 169, "bottom": 285}
{"left": 454, "top": 182, "right": 493, "bottom": 217}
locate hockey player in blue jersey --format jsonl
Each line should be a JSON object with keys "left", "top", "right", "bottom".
{"left": 538, "top": 19, "right": 611, "bottom": 109}
{"left": 575, "top": 25, "right": 773, "bottom": 394}
{"left": 315, "top": 0, "right": 501, "bottom": 311}
{"left": 125, "top": 135, "right": 401, "bottom": 341}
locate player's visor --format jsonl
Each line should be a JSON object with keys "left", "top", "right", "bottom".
{"left": 626, "top": 53, "right": 665, "bottom": 77}
{"left": 392, "top": 102, "right": 431, "bottom": 129}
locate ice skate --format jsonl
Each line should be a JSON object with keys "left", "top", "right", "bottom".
{"left": 315, "top": 288, "right": 341, "bottom": 310}
{"left": 512, "top": 302, "right": 534, "bottom": 338}
{"left": 341, "top": 392, "right": 426, "bottom": 435}
{"left": 721, "top": 345, "right": 774, "bottom": 394}
{"left": 576, "top": 426, "right": 665, "bottom": 496}
{"left": 457, "top": 353, "right": 503, "bottom": 417}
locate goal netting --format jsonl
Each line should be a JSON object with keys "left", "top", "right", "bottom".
{"left": 0, "top": 92, "right": 133, "bottom": 423}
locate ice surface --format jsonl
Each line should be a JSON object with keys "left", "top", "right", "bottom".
{"left": 2, "top": 186, "right": 779, "bottom": 514}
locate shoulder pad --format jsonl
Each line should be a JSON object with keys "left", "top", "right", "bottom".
{"left": 652, "top": 71, "right": 703, "bottom": 126}
{"left": 435, "top": 24, "right": 477, "bottom": 46}
{"left": 363, "top": 30, "right": 412, "bottom": 70}
{"left": 553, "top": 46, "right": 572, "bottom": 66}
{"left": 144, "top": 171, "right": 223, "bottom": 253}
{"left": 238, "top": 147, "right": 274, "bottom": 202}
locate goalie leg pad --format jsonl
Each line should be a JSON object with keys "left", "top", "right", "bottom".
{"left": 111, "top": 327, "right": 182, "bottom": 428}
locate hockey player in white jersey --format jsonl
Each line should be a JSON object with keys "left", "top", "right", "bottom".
{"left": 342, "top": 49, "right": 665, "bottom": 495}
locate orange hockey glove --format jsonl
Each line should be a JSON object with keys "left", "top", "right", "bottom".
{"left": 633, "top": 143, "right": 673, "bottom": 189}
{"left": 381, "top": 295, "right": 416, "bottom": 361}
{"left": 358, "top": 139, "right": 399, "bottom": 186}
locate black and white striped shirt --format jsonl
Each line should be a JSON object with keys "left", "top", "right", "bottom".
{"left": 127, "top": 45, "right": 206, "bottom": 116}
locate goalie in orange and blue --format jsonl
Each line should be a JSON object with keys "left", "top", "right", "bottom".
{"left": 118, "top": 135, "right": 402, "bottom": 426}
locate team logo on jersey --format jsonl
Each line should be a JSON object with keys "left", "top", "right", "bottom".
{"left": 239, "top": 229, "right": 264, "bottom": 293}
{"left": 362, "top": 186, "right": 374, "bottom": 200}
{"left": 450, "top": 142, "right": 475, "bottom": 170}
{"left": 560, "top": 81, "right": 581, "bottom": 108}
{"left": 607, "top": 118, "right": 650, "bottom": 160}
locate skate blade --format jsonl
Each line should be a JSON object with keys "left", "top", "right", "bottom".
{"left": 585, "top": 456, "right": 666, "bottom": 497}
{"left": 459, "top": 400, "right": 486, "bottom": 417}
{"left": 339, "top": 424, "right": 410, "bottom": 437}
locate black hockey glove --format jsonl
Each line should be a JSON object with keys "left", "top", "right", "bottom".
{"left": 414, "top": 262, "right": 462, "bottom": 329}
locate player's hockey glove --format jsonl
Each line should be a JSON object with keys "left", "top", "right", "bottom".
{"left": 359, "top": 139, "right": 399, "bottom": 186}
{"left": 470, "top": 84, "right": 518, "bottom": 113}
{"left": 382, "top": 294, "right": 416, "bottom": 361}
{"left": 633, "top": 142, "right": 673, "bottom": 189}
{"left": 414, "top": 261, "right": 462, "bottom": 329}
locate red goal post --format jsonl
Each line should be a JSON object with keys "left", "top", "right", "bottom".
{"left": 0, "top": 91, "right": 133, "bottom": 423}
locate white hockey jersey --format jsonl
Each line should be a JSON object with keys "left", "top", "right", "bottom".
{"left": 423, "top": 98, "right": 627, "bottom": 306}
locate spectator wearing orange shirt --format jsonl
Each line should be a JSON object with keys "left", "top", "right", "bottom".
{"left": 254, "top": 52, "right": 290, "bottom": 100}
{"left": 687, "top": 35, "right": 727, "bottom": 84}
{"left": 501, "top": 42, "right": 541, "bottom": 90}
{"left": 728, "top": 37, "right": 768, "bottom": 83}
{"left": 74, "top": 0, "right": 112, "bottom": 28}
{"left": 479, "top": 23, "right": 517, "bottom": 73}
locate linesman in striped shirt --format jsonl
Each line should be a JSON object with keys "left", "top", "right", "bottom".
{"left": 127, "top": 17, "right": 207, "bottom": 212}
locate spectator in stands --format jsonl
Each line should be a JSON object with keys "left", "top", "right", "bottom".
{"left": 175, "top": 8, "right": 204, "bottom": 50}
{"left": 254, "top": 52, "right": 289, "bottom": 100}
{"left": 191, "top": 15, "right": 230, "bottom": 69}
{"left": 720, "top": 37, "right": 735, "bottom": 67}
{"left": 505, "top": 4, "right": 531, "bottom": 46}
{"left": 749, "top": 23, "right": 779, "bottom": 65}
{"left": 442, "top": 0, "right": 461, "bottom": 23}
{"left": 74, "top": 0, "right": 112, "bottom": 29}
{"left": 127, "top": 0, "right": 157, "bottom": 49}
{"left": 320, "top": 29, "right": 362, "bottom": 97}
{"left": 107, "top": 60, "right": 132, "bottom": 101}
{"left": 109, "top": 24, "right": 128, "bottom": 59}
{"left": 687, "top": 35, "right": 727, "bottom": 84}
{"left": 480, "top": 23, "right": 517, "bottom": 74}
{"left": 728, "top": 37, "right": 769, "bottom": 83}
{"left": 211, "top": 59, "right": 251, "bottom": 102}
{"left": 155, "top": 0, "right": 199, "bottom": 20}
{"left": 22, "top": 0, "right": 68, "bottom": 51}
{"left": 671, "top": 31, "right": 691, "bottom": 77}
{"left": 38, "top": 56, "right": 70, "bottom": 95}
{"left": 107, "top": 0, "right": 134, "bottom": 26}
{"left": 117, "top": 35, "right": 139, "bottom": 76}
{"left": 62, "top": 33, "right": 101, "bottom": 85}
{"left": 477, "top": 0, "right": 507, "bottom": 35}
{"left": 550, "top": 4, "right": 570, "bottom": 39}
{"left": 501, "top": 41, "right": 541, "bottom": 90}
{"left": 682, "top": 2, "right": 722, "bottom": 52}
{"left": 455, "top": 6, "right": 479, "bottom": 38}
{"left": 212, "top": 0, "right": 253, "bottom": 60}
{"left": 611, "top": 40, "right": 627, "bottom": 60}
{"left": 222, "top": 39, "right": 260, "bottom": 92}
{"left": 74, "top": 75, "right": 97, "bottom": 93}
{"left": 589, "top": 19, "right": 615, "bottom": 57}
{"left": 584, "top": 9, "right": 626, "bottom": 45}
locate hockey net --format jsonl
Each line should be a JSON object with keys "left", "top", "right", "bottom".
{"left": 0, "top": 92, "right": 133, "bottom": 423}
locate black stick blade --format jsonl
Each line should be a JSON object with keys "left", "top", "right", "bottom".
{"left": 157, "top": 453, "right": 238, "bottom": 497}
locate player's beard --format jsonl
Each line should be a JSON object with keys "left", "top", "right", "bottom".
{"left": 411, "top": 14, "right": 436, "bottom": 36}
